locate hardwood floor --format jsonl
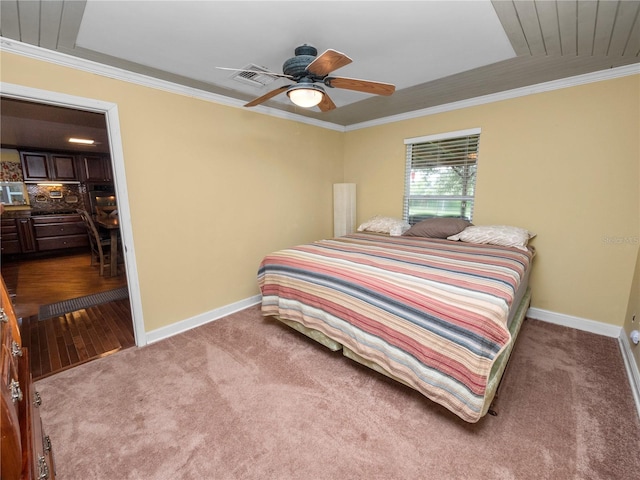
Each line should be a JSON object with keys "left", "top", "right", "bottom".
{"left": 1, "top": 250, "right": 127, "bottom": 319}
{"left": 21, "top": 299, "right": 134, "bottom": 380}
{"left": 1, "top": 250, "right": 134, "bottom": 380}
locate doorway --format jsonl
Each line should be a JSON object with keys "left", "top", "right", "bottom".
{"left": 1, "top": 83, "right": 146, "bottom": 355}
{"left": 2, "top": 252, "right": 134, "bottom": 379}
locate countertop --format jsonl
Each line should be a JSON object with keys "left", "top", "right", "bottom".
{"left": 1, "top": 209, "right": 79, "bottom": 218}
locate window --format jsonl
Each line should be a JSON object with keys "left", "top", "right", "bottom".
{"left": 403, "top": 128, "right": 480, "bottom": 225}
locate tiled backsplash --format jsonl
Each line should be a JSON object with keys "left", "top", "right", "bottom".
{"left": 27, "top": 183, "right": 88, "bottom": 214}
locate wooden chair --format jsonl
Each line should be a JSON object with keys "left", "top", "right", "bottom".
{"left": 77, "top": 209, "right": 113, "bottom": 276}
{"left": 95, "top": 205, "right": 118, "bottom": 219}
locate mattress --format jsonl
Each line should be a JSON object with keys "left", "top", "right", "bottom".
{"left": 258, "top": 233, "right": 534, "bottom": 422}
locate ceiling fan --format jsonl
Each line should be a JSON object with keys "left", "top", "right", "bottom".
{"left": 219, "top": 45, "right": 395, "bottom": 112}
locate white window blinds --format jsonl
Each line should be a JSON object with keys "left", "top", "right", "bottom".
{"left": 403, "top": 129, "right": 480, "bottom": 224}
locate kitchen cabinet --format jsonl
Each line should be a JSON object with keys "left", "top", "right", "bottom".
{"left": 1, "top": 276, "right": 57, "bottom": 480}
{"left": 32, "top": 214, "right": 88, "bottom": 251}
{"left": 16, "top": 217, "right": 37, "bottom": 253}
{"left": 20, "top": 151, "right": 78, "bottom": 182}
{"left": 2, "top": 214, "right": 87, "bottom": 256}
{"left": 0, "top": 217, "right": 36, "bottom": 255}
{"left": 79, "top": 155, "right": 112, "bottom": 182}
{"left": 0, "top": 219, "right": 20, "bottom": 255}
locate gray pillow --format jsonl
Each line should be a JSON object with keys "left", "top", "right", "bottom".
{"left": 402, "top": 218, "right": 472, "bottom": 239}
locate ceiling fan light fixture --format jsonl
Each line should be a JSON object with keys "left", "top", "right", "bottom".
{"left": 287, "top": 83, "right": 325, "bottom": 108}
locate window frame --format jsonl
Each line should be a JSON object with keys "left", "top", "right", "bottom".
{"left": 403, "top": 128, "right": 481, "bottom": 225}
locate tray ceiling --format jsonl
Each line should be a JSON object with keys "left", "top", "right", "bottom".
{"left": 1, "top": 0, "right": 639, "bottom": 150}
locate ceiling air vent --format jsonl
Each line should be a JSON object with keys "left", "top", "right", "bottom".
{"left": 230, "top": 64, "right": 277, "bottom": 88}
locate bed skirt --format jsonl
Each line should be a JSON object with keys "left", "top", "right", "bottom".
{"left": 272, "top": 287, "right": 531, "bottom": 421}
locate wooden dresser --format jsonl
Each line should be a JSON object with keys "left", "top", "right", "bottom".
{"left": 1, "top": 277, "right": 56, "bottom": 479}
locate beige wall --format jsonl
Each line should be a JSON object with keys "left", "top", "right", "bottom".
{"left": 344, "top": 75, "right": 640, "bottom": 327}
{"left": 2, "top": 51, "right": 638, "bottom": 338}
{"left": 1, "top": 52, "right": 344, "bottom": 332}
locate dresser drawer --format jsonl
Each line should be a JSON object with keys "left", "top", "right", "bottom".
{"left": 1, "top": 219, "right": 18, "bottom": 234}
{"left": 31, "top": 215, "right": 82, "bottom": 225}
{"left": 1, "top": 240, "right": 21, "bottom": 255}
{"left": 17, "top": 348, "right": 56, "bottom": 480}
{"left": 37, "top": 234, "right": 88, "bottom": 251}
{"left": 1, "top": 338, "right": 23, "bottom": 480}
{"left": 1, "top": 383, "right": 22, "bottom": 480}
{"left": 1, "top": 275, "right": 56, "bottom": 479}
{"left": 1, "top": 232, "right": 19, "bottom": 241}
{"left": 34, "top": 223, "right": 86, "bottom": 238}
{"left": 1, "top": 219, "right": 19, "bottom": 255}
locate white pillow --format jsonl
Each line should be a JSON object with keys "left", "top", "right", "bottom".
{"left": 357, "top": 215, "right": 410, "bottom": 236}
{"left": 447, "top": 225, "right": 535, "bottom": 251}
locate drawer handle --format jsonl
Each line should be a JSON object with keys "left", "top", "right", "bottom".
{"left": 0, "top": 308, "right": 7, "bottom": 323}
{"left": 9, "top": 379, "right": 23, "bottom": 403}
{"left": 11, "top": 341, "right": 23, "bottom": 357}
{"left": 38, "top": 454, "right": 50, "bottom": 480}
{"left": 43, "top": 435, "right": 52, "bottom": 453}
{"left": 34, "top": 391, "right": 42, "bottom": 407}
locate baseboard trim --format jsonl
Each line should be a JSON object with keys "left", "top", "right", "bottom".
{"left": 528, "top": 307, "right": 640, "bottom": 419}
{"left": 145, "top": 294, "right": 262, "bottom": 344}
{"left": 619, "top": 333, "right": 640, "bottom": 420}
{"left": 526, "top": 307, "right": 622, "bottom": 337}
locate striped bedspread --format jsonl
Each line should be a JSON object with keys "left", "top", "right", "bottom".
{"left": 257, "top": 233, "right": 533, "bottom": 422}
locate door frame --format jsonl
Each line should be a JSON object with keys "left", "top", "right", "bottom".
{"left": 1, "top": 82, "right": 147, "bottom": 347}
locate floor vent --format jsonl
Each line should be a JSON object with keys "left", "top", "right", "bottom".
{"left": 230, "top": 64, "right": 277, "bottom": 87}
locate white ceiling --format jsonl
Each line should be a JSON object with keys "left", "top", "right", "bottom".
{"left": 1, "top": 0, "right": 639, "bottom": 151}
{"left": 74, "top": 0, "right": 516, "bottom": 110}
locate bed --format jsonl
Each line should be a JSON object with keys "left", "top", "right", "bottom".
{"left": 257, "top": 229, "right": 534, "bottom": 423}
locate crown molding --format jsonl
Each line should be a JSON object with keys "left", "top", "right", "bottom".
{"left": 2, "top": 38, "right": 638, "bottom": 133}
{"left": 347, "top": 62, "right": 640, "bottom": 131}
{"left": 0, "top": 38, "right": 345, "bottom": 132}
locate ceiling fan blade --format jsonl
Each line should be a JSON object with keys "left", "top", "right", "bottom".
{"left": 244, "top": 85, "right": 290, "bottom": 107}
{"left": 326, "top": 76, "right": 395, "bottom": 96}
{"left": 306, "top": 49, "right": 353, "bottom": 76}
{"left": 216, "top": 67, "right": 293, "bottom": 79}
{"left": 317, "top": 92, "right": 336, "bottom": 112}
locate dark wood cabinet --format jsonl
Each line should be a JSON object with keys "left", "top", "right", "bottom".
{"left": 1, "top": 217, "right": 36, "bottom": 255}
{"left": 16, "top": 217, "right": 37, "bottom": 253}
{"left": 20, "top": 151, "right": 78, "bottom": 182}
{"left": 1, "top": 276, "right": 56, "bottom": 480}
{"left": 79, "top": 155, "right": 112, "bottom": 182}
{"left": 32, "top": 214, "right": 88, "bottom": 252}
{"left": 20, "top": 153, "right": 49, "bottom": 181}
{"left": 0, "top": 219, "right": 21, "bottom": 255}
{"left": 50, "top": 154, "right": 77, "bottom": 181}
{"left": 2, "top": 214, "right": 87, "bottom": 256}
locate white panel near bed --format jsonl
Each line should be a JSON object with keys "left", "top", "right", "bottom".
{"left": 333, "top": 183, "right": 356, "bottom": 237}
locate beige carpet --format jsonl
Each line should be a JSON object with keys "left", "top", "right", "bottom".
{"left": 36, "top": 306, "right": 640, "bottom": 479}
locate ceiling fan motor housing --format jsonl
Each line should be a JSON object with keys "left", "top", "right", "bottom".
{"left": 243, "top": 44, "right": 394, "bottom": 112}
{"left": 283, "top": 44, "right": 318, "bottom": 79}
